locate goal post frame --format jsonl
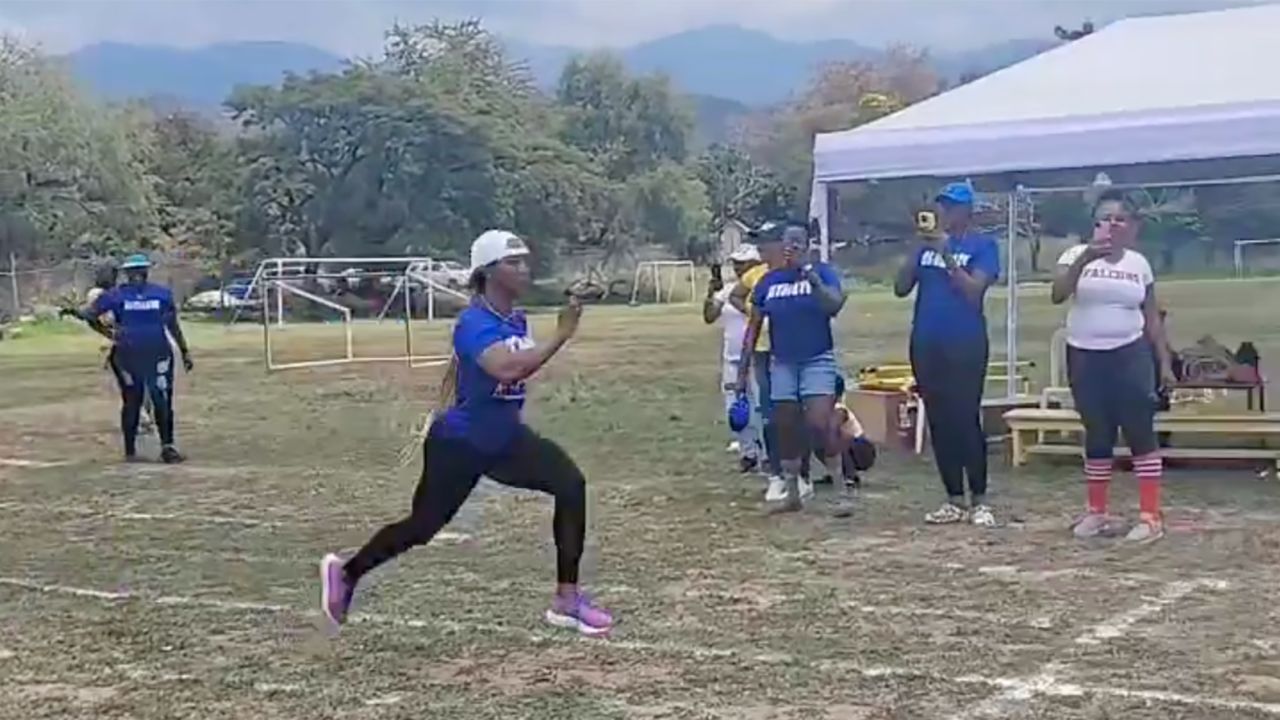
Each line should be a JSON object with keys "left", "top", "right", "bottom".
{"left": 248, "top": 256, "right": 460, "bottom": 372}
{"left": 629, "top": 260, "right": 698, "bottom": 305}
{"left": 1233, "top": 238, "right": 1280, "bottom": 278}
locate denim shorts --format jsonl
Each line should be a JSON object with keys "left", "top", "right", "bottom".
{"left": 770, "top": 351, "right": 839, "bottom": 402}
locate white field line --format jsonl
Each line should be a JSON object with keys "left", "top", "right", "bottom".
{"left": 3, "top": 576, "right": 1279, "bottom": 715}
{"left": 949, "top": 578, "right": 1234, "bottom": 719}
{"left": 1074, "top": 578, "right": 1230, "bottom": 645}
{"left": 0, "top": 458, "right": 71, "bottom": 469}
{"left": 0, "top": 502, "right": 472, "bottom": 541}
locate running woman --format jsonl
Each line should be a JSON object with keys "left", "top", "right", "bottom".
{"left": 894, "top": 181, "right": 1000, "bottom": 527}
{"left": 1052, "top": 190, "right": 1175, "bottom": 543}
{"left": 79, "top": 255, "right": 193, "bottom": 463}
{"left": 737, "top": 221, "right": 850, "bottom": 516}
{"left": 320, "top": 230, "right": 613, "bottom": 636}
{"left": 705, "top": 244, "right": 763, "bottom": 472}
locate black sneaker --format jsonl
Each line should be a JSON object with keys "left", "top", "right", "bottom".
{"left": 161, "top": 445, "right": 186, "bottom": 464}
{"left": 813, "top": 474, "right": 834, "bottom": 486}
{"left": 739, "top": 456, "right": 759, "bottom": 474}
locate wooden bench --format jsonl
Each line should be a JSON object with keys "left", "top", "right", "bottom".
{"left": 1004, "top": 408, "right": 1280, "bottom": 470}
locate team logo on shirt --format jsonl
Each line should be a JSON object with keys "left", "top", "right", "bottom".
{"left": 1081, "top": 266, "right": 1143, "bottom": 284}
{"left": 123, "top": 299, "right": 162, "bottom": 311}
{"left": 765, "top": 281, "right": 813, "bottom": 300}
{"left": 493, "top": 334, "right": 535, "bottom": 400}
{"left": 919, "top": 250, "right": 972, "bottom": 269}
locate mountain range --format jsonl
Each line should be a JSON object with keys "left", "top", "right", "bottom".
{"left": 63, "top": 25, "right": 1057, "bottom": 143}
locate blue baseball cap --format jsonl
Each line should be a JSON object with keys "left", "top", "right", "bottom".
{"left": 120, "top": 253, "right": 152, "bottom": 270}
{"left": 935, "top": 181, "right": 975, "bottom": 205}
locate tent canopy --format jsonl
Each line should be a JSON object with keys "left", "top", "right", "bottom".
{"left": 812, "top": 4, "right": 1280, "bottom": 183}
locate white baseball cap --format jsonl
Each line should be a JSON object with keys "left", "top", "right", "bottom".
{"left": 728, "top": 244, "right": 760, "bottom": 262}
{"left": 470, "top": 229, "right": 530, "bottom": 272}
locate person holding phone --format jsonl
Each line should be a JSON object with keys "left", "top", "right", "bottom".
{"left": 737, "top": 220, "right": 850, "bottom": 516}
{"left": 894, "top": 181, "right": 1000, "bottom": 527}
{"left": 1052, "top": 190, "right": 1175, "bottom": 543}
{"left": 705, "top": 245, "right": 764, "bottom": 471}
{"left": 320, "top": 229, "right": 614, "bottom": 636}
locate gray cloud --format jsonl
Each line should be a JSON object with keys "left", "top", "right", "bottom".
{"left": 0, "top": 0, "right": 1273, "bottom": 54}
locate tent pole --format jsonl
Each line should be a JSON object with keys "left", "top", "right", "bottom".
{"left": 1005, "top": 190, "right": 1020, "bottom": 401}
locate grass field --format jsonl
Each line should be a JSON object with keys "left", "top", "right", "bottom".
{"left": 4, "top": 279, "right": 1280, "bottom": 719}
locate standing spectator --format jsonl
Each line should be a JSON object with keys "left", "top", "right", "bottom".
{"left": 730, "top": 223, "right": 782, "bottom": 485}
{"left": 737, "top": 221, "right": 850, "bottom": 516}
{"left": 894, "top": 181, "right": 1000, "bottom": 527}
{"left": 705, "top": 245, "right": 763, "bottom": 472}
{"left": 1052, "top": 190, "right": 1175, "bottom": 543}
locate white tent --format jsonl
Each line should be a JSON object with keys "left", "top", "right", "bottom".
{"left": 809, "top": 3, "right": 1280, "bottom": 397}
{"left": 811, "top": 3, "right": 1280, "bottom": 190}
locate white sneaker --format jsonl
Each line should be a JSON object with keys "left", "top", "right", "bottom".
{"left": 925, "top": 503, "right": 968, "bottom": 525}
{"left": 726, "top": 441, "right": 741, "bottom": 454}
{"left": 797, "top": 476, "right": 815, "bottom": 503}
{"left": 764, "top": 476, "right": 788, "bottom": 502}
{"left": 971, "top": 505, "right": 996, "bottom": 528}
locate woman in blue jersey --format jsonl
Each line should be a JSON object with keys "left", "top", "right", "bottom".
{"left": 736, "top": 220, "right": 849, "bottom": 516}
{"left": 79, "top": 254, "right": 193, "bottom": 464}
{"left": 321, "top": 230, "right": 613, "bottom": 636}
{"left": 894, "top": 182, "right": 1000, "bottom": 528}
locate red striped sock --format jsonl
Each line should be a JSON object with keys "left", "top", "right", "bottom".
{"left": 1084, "top": 458, "right": 1112, "bottom": 514}
{"left": 1134, "top": 452, "right": 1163, "bottom": 517}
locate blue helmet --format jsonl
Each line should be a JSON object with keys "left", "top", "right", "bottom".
{"left": 120, "top": 253, "right": 152, "bottom": 270}
{"left": 728, "top": 393, "right": 751, "bottom": 432}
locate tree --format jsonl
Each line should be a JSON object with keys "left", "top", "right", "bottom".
{"left": 142, "top": 110, "right": 244, "bottom": 269}
{"left": 0, "top": 38, "right": 156, "bottom": 260}
{"left": 556, "top": 53, "right": 694, "bottom": 179}
{"left": 695, "top": 144, "right": 794, "bottom": 229}
{"left": 743, "top": 46, "right": 941, "bottom": 213}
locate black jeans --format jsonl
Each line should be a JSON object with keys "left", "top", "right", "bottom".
{"left": 1067, "top": 339, "right": 1158, "bottom": 460}
{"left": 911, "top": 336, "right": 989, "bottom": 502}
{"left": 344, "top": 424, "right": 588, "bottom": 585}
{"left": 112, "top": 348, "right": 175, "bottom": 454}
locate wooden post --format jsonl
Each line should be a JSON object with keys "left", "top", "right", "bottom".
{"left": 8, "top": 253, "right": 18, "bottom": 316}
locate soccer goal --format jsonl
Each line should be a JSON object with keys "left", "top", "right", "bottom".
{"left": 629, "top": 260, "right": 697, "bottom": 305}
{"left": 245, "top": 257, "right": 464, "bottom": 371}
{"left": 1233, "top": 238, "right": 1280, "bottom": 278}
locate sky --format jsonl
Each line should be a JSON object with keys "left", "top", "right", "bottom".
{"left": 0, "top": 0, "right": 1274, "bottom": 54}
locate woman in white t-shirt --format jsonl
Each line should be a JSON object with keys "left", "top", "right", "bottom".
{"left": 1052, "top": 190, "right": 1176, "bottom": 543}
{"left": 704, "top": 245, "right": 763, "bottom": 471}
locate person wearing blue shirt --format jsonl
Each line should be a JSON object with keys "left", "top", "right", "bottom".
{"left": 894, "top": 181, "right": 1001, "bottom": 528}
{"left": 737, "top": 220, "right": 850, "bottom": 516}
{"left": 322, "top": 229, "right": 613, "bottom": 637}
{"left": 80, "top": 254, "right": 193, "bottom": 464}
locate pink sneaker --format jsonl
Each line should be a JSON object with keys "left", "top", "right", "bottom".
{"left": 545, "top": 592, "right": 613, "bottom": 636}
{"left": 320, "top": 553, "right": 354, "bottom": 626}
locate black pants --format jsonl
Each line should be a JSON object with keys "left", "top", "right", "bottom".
{"left": 344, "top": 425, "right": 588, "bottom": 585}
{"left": 111, "top": 349, "right": 175, "bottom": 455}
{"left": 1067, "top": 339, "right": 1158, "bottom": 460}
{"left": 911, "top": 336, "right": 989, "bottom": 502}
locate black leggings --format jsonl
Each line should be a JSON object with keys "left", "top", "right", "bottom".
{"left": 110, "top": 349, "right": 175, "bottom": 454}
{"left": 1067, "top": 339, "right": 1158, "bottom": 460}
{"left": 911, "top": 336, "right": 989, "bottom": 502}
{"left": 344, "top": 425, "right": 588, "bottom": 585}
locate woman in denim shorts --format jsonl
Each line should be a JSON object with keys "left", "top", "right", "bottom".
{"left": 738, "top": 221, "right": 849, "bottom": 515}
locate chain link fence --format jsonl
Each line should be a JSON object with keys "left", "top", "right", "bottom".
{"left": 0, "top": 255, "right": 207, "bottom": 320}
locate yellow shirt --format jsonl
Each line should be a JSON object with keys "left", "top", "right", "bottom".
{"left": 738, "top": 264, "right": 770, "bottom": 353}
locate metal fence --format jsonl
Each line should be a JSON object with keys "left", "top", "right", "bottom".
{"left": 0, "top": 255, "right": 207, "bottom": 319}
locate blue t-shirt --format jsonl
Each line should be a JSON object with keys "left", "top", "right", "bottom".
{"left": 910, "top": 233, "right": 1000, "bottom": 343}
{"left": 751, "top": 263, "right": 843, "bottom": 363}
{"left": 91, "top": 283, "right": 175, "bottom": 358}
{"left": 436, "top": 302, "right": 532, "bottom": 454}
